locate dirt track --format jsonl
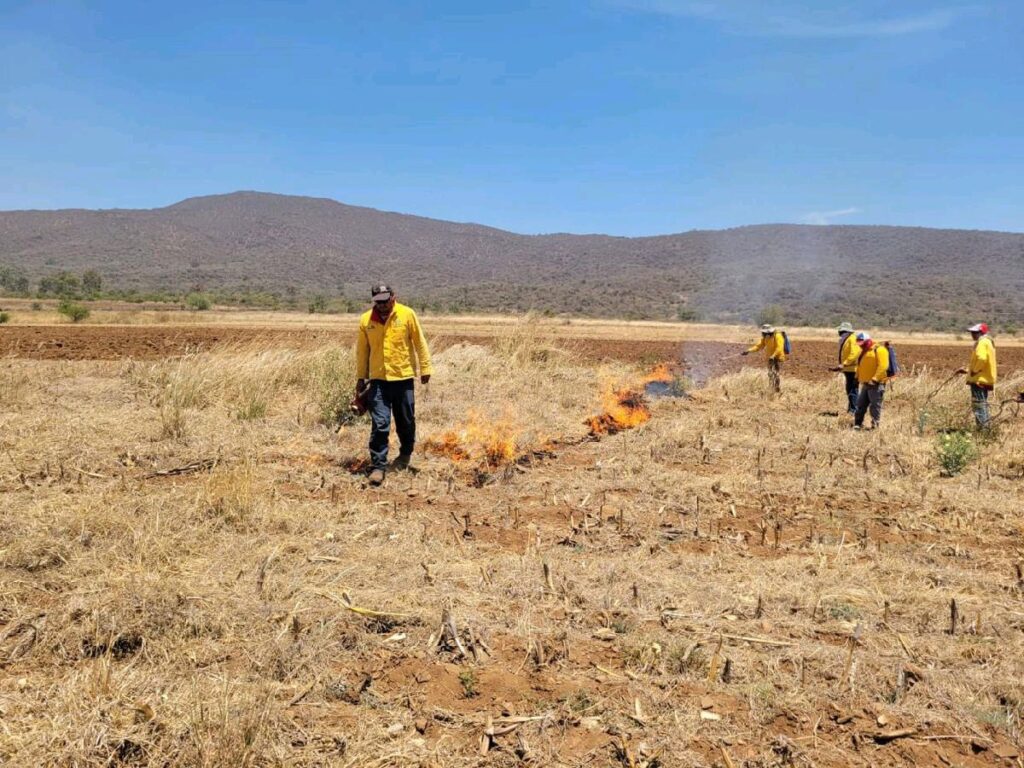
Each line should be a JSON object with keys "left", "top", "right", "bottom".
{"left": 2, "top": 325, "right": 1022, "bottom": 381}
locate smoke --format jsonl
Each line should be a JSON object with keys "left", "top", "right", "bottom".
{"left": 801, "top": 207, "right": 861, "bottom": 226}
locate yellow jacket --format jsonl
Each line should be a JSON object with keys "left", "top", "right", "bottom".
{"left": 856, "top": 344, "right": 889, "bottom": 385}
{"left": 356, "top": 303, "right": 433, "bottom": 381}
{"left": 967, "top": 335, "right": 997, "bottom": 388}
{"left": 748, "top": 331, "right": 787, "bottom": 361}
{"left": 839, "top": 333, "right": 860, "bottom": 373}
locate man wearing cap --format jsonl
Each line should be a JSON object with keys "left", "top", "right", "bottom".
{"left": 742, "top": 324, "right": 787, "bottom": 394}
{"left": 853, "top": 332, "right": 889, "bottom": 430}
{"left": 956, "top": 323, "right": 997, "bottom": 429}
{"left": 829, "top": 322, "right": 860, "bottom": 414}
{"left": 355, "top": 285, "right": 433, "bottom": 485}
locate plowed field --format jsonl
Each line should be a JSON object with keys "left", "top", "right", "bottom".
{"left": 2, "top": 324, "right": 1021, "bottom": 381}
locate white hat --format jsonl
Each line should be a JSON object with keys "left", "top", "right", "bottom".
{"left": 760, "top": 324, "right": 775, "bottom": 334}
{"left": 856, "top": 331, "right": 871, "bottom": 342}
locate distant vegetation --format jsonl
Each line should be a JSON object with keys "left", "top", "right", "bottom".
{"left": 57, "top": 299, "right": 90, "bottom": 323}
{"left": 1, "top": 191, "right": 1022, "bottom": 329}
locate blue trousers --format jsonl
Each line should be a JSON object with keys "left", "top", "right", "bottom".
{"left": 843, "top": 372, "right": 858, "bottom": 414}
{"left": 854, "top": 383, "right": 885, "bottom": 427}
{"left": 970, "top": 384, "right": 990, "bottom": 428}
{"left": 368, "top": 379, "right": 416, "bottom": 469}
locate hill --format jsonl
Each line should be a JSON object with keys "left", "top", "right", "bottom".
{"left": 2, "top": 191, "right": 1023, "bottom": 328}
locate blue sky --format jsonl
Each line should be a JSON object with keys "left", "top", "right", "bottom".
{"left": 1, "top": 0, "right": 1021, "bottom": 234}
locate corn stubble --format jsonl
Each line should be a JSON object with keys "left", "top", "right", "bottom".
{"left": 2, "top": 326, "right": 1024, "bottom": 767}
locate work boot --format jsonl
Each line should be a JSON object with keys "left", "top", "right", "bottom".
{"left": 391, "top": 454, "right": 412, "bottom": 471}
{"left": 367, "top": 468, "right": 385, "bottom": 486}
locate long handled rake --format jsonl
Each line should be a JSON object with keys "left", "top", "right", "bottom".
{"left": 988, "top": 398, "right": 1022, "bottom": 428}
{"left": 921, "top": 372, "right": 961, "bottom": 407}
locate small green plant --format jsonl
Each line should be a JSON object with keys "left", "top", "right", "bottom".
{"left": 458, "top": 669, "right": 478, "bottom": 698}
{"left": 30, "top": 302, "right": 42, "bottom": 311}
{"left": 564, "top": 690, "right": 595, "bottom": 714}
{"left": 665, "top": 643, "right": 706, "bottom": 675}
{"left": 307, "top": 295, "right": 328, "bottom": 314}
{"left": 937, "top": 431, "right": 976, "bottom": 476}
{"left": 916, "top": 409, "right": 929, "bottom": 436}
{"left": 306, "top": 349, "right": 356, "bottom": 427}
{"left": 185, "top": 293, "right": 212, "bottom": 311}
{"left": 0, "top": 311, "right": 9, "bottom": 324}
{"left": 827, "top": 601, "right": 860, "bottom": 621}
{"left": 57, "top": 300, "right": 90, "bottom": 323}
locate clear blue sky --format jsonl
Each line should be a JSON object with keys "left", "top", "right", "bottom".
{"left": 2, "top": 1, "right": 1021, "bottom": 235}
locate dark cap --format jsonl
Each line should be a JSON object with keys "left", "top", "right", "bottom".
{"left": 371, "top": 284, "right": 393, "bottom": 301}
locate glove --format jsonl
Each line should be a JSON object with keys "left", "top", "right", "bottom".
{"left": 421, "top": 374, "right": 431, "bottom": 385}
{"left": 355, "top": 379, "right": 366, "bottom": 393}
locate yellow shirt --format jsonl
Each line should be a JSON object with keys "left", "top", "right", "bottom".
{"left": 748, "top": 331, "right": 787, "bottom": 361}
{"left": 966, "top": 335, "right": 997, "bottom": 388}
{"left": 856, "top": 344, "right": 889, "bottom": 385}
{"left": 355, "top": 303, "right": 433, "bottom": 381}
{"left": 839, "top": 333, "right": 860, "bottom": 373}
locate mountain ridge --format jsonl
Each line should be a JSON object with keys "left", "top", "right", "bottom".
{"left": 2, "top": 191, "right": 1022, "bottom": 328}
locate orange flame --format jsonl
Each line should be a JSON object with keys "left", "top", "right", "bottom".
{"left": 585, "top": 386, "right": 651, "bottom": 435}
{"left": 343, "top": 456, "right": 371, "bottom": 473}
{"left": 423, "top": 411, "right": 519, "bottom": 467}
{"left": 642, "top": 363, "right": 675, "bottom": 384}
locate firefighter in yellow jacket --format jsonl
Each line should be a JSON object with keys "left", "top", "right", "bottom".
{"left": 829, "top": 321, "right": 861, "bottom": 414}
{"left": 355, "top": 284, "right": 433, "bottom": 485}
{"left": 853, "top": 332, "right": 889, "bottom": 430}
{"left": 955, "top": 322, "right": 997, "bottom": 428}
{"left": 742, "top": 324, "right": 787, "bottom": 394}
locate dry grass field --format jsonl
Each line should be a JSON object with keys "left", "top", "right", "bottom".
{"left": 2, "top": 316, "right": 1024, "bottom": 767}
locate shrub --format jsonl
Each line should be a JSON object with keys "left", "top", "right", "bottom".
{"left": 0, "top": 311, "right": 9, "bottom": 324}
{"left": 307, "top": 295, "right": 328, "bottom": 314}
{"left": 186, "top": 293, "right": 212, "bottom": 311}
{"left": 937, "top": 431, "right": 976, "bottom": 476}
{"left": 458, "top": 669, "right": 478, "bottom": 698}
{"left": 30, "top": 302, "right": 42, "bottom": 311}
{"left": 57, "top": 300, "right": 90, "bottom": 323}
{"left": 757, "top": 304, "right": 785, "bottom": 327}
{"left": 82, "top": 269, "right": 102, "bottom": 295}
{"left": 306, "top": 348, "right": 356, "bottom": 427}
{"left": 39, "top": 271, "right": 82, "bottom": 298}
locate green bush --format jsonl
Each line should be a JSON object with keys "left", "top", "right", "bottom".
{"left": 57, "top": 300, "right": 90, "bottom": 323}
{"left": 937, "top": 431, "right": 976, "bottom": 476}
{"left": 306, "top": 349, "right": 356, "bottom": 428}
{"left": 186, "top": 293, "right": 212, "bottom": 311}
{"left": 82, "top": 269, "right": 103, "bottom": 295}
{"left": 307, "top": 295, "right": 328, "bottom": 314}
{"left": 757, "top": 303, "right": 785, "bottom": 327}
{"left": 0, "top": 311, "right": 9, "bottom": 324}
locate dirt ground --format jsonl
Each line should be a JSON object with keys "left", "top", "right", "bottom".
{"left": 2, "top": 323, "right": 1023, "bottom": 767}
{"left": 3, "top": 324, "right": 1021, "bottom": 382}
